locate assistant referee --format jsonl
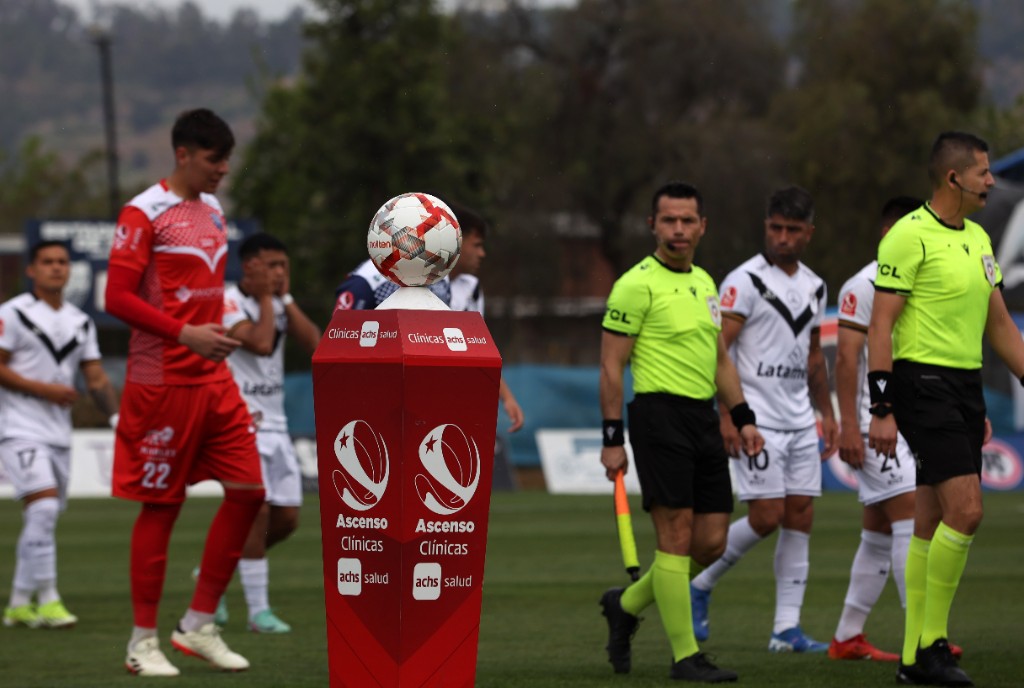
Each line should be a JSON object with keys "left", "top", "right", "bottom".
{"left": 867, "top": 131, "right": 1024, "bottom": 687}
{"left": 598, "top": 181, "right": 763, "bottom": 684}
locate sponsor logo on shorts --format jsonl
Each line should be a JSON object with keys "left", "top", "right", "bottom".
{"left": 145, "top": 426, "right": 175, "bottom": 446}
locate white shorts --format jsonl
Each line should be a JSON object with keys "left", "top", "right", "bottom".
{"left": 855, "top": 432, "right": 916, "bottom": 505}
{"left": 257, "top": 431, "right": 303, "bottom": 507}
{"left": 0, "top": 438, "right": 70, "bottom": 508}
{"left": 732, "top": 426, "right": 821, "bottom": 501}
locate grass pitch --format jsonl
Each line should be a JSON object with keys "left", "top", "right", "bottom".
{"left": 1, "top": 490, "right": 1022, "bottom": 687}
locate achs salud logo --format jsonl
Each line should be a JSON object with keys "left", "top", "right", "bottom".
{"left": 332, "top": 420, "right": 390, "bottom": 512}
{"left": 414, "top": 424, "right": 481, "bottom": 515}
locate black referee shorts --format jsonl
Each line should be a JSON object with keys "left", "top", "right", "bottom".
{"left": 892, "top": 360, "right": 986, "bottom": 486}
{"left": 627, "top": 393, "right": 734, "bottom": 514}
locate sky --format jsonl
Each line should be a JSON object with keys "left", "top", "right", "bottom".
{"left": 61, "top": 0, "right": 571, "bottom": 24}
{"left": 63, "top": 0, "right": 315, "bottom": 23}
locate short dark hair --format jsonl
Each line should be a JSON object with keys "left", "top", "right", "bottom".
{"left": 651, "top": 181, "right": 704, "bottom": 217}
{"left": 29, "top": 240, "right": 69, "bottom": 263}
{"left": 880, "top": 195, "right": 923, "bottom": 228}
{"left": 171, "top": 108, "right": 235, "bottom": 158}
{"left": 766, "top": 186, "right": 814, "bottom": 222}
{"left": 446, "top": 201, "right": 487, "bottom": 239}
{"left": 929, "top": 131, "right": 989, "bottom": 187}
{"left": 239, "top": 232, "right": 287, "bottom": 260}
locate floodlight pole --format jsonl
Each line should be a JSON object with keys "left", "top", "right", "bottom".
{"left": 92, "top": 29, "right": 120, "bottom": 219}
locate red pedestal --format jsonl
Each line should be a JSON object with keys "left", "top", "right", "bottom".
{"left": 312, "top": 309, "right": 501, "bottom": 687}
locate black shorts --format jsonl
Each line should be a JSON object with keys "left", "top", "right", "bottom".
{"left": 627, "top": 393, "right": 734, "bottom": 514}
{"left": 892, "top": 361, "right": 986, "bottom": 486}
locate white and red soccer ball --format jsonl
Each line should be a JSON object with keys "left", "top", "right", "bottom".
{"left": 367, "top": 192, "right": 461, "bottom": 287}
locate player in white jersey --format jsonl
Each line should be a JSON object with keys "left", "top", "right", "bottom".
{"left": 215, "top": 232, "right": 321, "bottom": 633}
{"left": 690, "top": 186, "right": 838, "bottom": 653}
{"left": 446, "top": 202, "right": 524, "bottom": 433}
{"left": 0, "top": 241, "right": 117, "bottom": 629}
{"left": 828, "top": 197, "right": 921, "bottom": 661}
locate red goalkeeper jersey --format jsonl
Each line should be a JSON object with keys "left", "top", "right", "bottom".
{"left": 107, "top": 180, "right": 232, "bottom": 386}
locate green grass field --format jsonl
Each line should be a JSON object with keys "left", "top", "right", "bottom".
{"left": 1, "top": 490, "right": 1022, "bottom": 687}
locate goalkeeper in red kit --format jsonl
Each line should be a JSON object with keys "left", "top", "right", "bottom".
{"left": 105, "top": 108, "right": 265, "bottom": 677}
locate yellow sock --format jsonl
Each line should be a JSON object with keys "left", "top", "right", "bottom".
{"left": 620, "top": 567, "right": 654, "bottom": 617}
{"left": 901, "top": 535, "right": 929, "bottom": 665}
{"left": 919, "top": 522, "right": 973, "bottom": 649}
{"left": 652, "top": 550, "right": 698, "bottom": 662}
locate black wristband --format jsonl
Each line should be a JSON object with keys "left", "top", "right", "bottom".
{"left": 602, "top": 419, "right": 625, "bottom": 447}
{"left": 867, "top": 370, "right": 894, "bottom": 406}
{"left": 868, "top": 403, "right": 893, "bottom": 418}
{"left": 729, "top": 402, "right": 757, "bottom": 430}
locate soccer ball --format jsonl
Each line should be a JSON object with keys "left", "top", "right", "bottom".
{"left": 367, "top": 192, "right": 461, "bottom": 287}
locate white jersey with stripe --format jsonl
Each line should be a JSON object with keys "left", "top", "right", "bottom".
{"left": 718, "top": 254, "right": 826, "bottom": 431}
{"left": 223, "top": 285, "right": 288, "bottom": 432}
{"left": 449, "top": 274, "right": 484, "bottom": 314}
{"left": 0, "top": 293, "right": 101, "bottom": 446}
{"left": 837, "top": 261, "right": 877, "bottom": 434}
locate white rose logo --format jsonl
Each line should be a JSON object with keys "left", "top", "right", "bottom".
{"left": 332, "top": 420, "right": 389, "bottom": 511}
{"left": 414, "top": 424, "right": 480, "bottom": 515}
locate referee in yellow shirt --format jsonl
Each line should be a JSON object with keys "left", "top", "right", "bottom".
{"left": 868, "top": 132, "right": 1024, "bottom": 687}
{"left": 598, "top": 181, "right": 763, "bottom": 683}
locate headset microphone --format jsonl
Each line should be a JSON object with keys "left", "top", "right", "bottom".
{"left": 951, "top": 174, "right": 984, "bottom": 197}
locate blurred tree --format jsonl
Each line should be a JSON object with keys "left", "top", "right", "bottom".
{"left": 231, "top": 0, "right": 488, "bottom": 327}
{"left": 0, "top": 136, "right": 107, "bottom": 236}
{"left": 498, "top": 0, "right": 788, "bottom": 278}
{"left": 778, "top": 0, "right": 984, "bottom": 286}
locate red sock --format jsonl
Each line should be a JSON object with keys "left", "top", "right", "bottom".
{"left": 191, "top": 487, "right": 265, "bottom": 614}
{"left": 130, "top": 502, "right": 182, "bottom": 628}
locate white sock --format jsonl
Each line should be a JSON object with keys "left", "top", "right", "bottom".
{"left": 834, "top": 529, "right": 892, "bottom": 641}
{"left": 11, "top": 535, "right": 34, "bottom": 606}
{"left": 890, "top": 519, "right": 913, "bottom": 608}
{"left": 8, "top": 587, "right": 33, "bottom": 608}
{"left": 773, "top": 528, "right": 810, "bottom": 634}
{"left": 238, "top": 558, "right": 270, "bottom": 618}
{"left": 180, "top": 608, "right": 215, "bottom": 632}
{"left": 129, "top": 625, "right": 158, "bottom": 649}
{"left": 17, "top": 498, "right": 59, "bottom": 604}
{"left": 692, "top": 517, "right": 764, "bottom": 592}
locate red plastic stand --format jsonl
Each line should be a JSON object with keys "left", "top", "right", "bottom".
{"left": 312, "top": 308, "right": 501, "bottom": 687}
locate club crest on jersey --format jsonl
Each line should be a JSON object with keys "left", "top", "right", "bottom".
{"left": 982, "top": 254, "right": 997, "bottom": 287}
{"left": 721, "top": 286, "right": 737, "bottom": 308}
{"left": 840, "top": 292, "right": 857, "bottom": 317}
{"left": 706, "top": 296, "right": 721, "bottom": 327}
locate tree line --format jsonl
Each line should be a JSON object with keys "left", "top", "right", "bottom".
{"left": 6, "top": 0, "right": 1024, "bottom": 354}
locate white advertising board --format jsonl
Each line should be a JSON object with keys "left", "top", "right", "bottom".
{"left": 536, "top": 428, "right": 642, "bottom": 494}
